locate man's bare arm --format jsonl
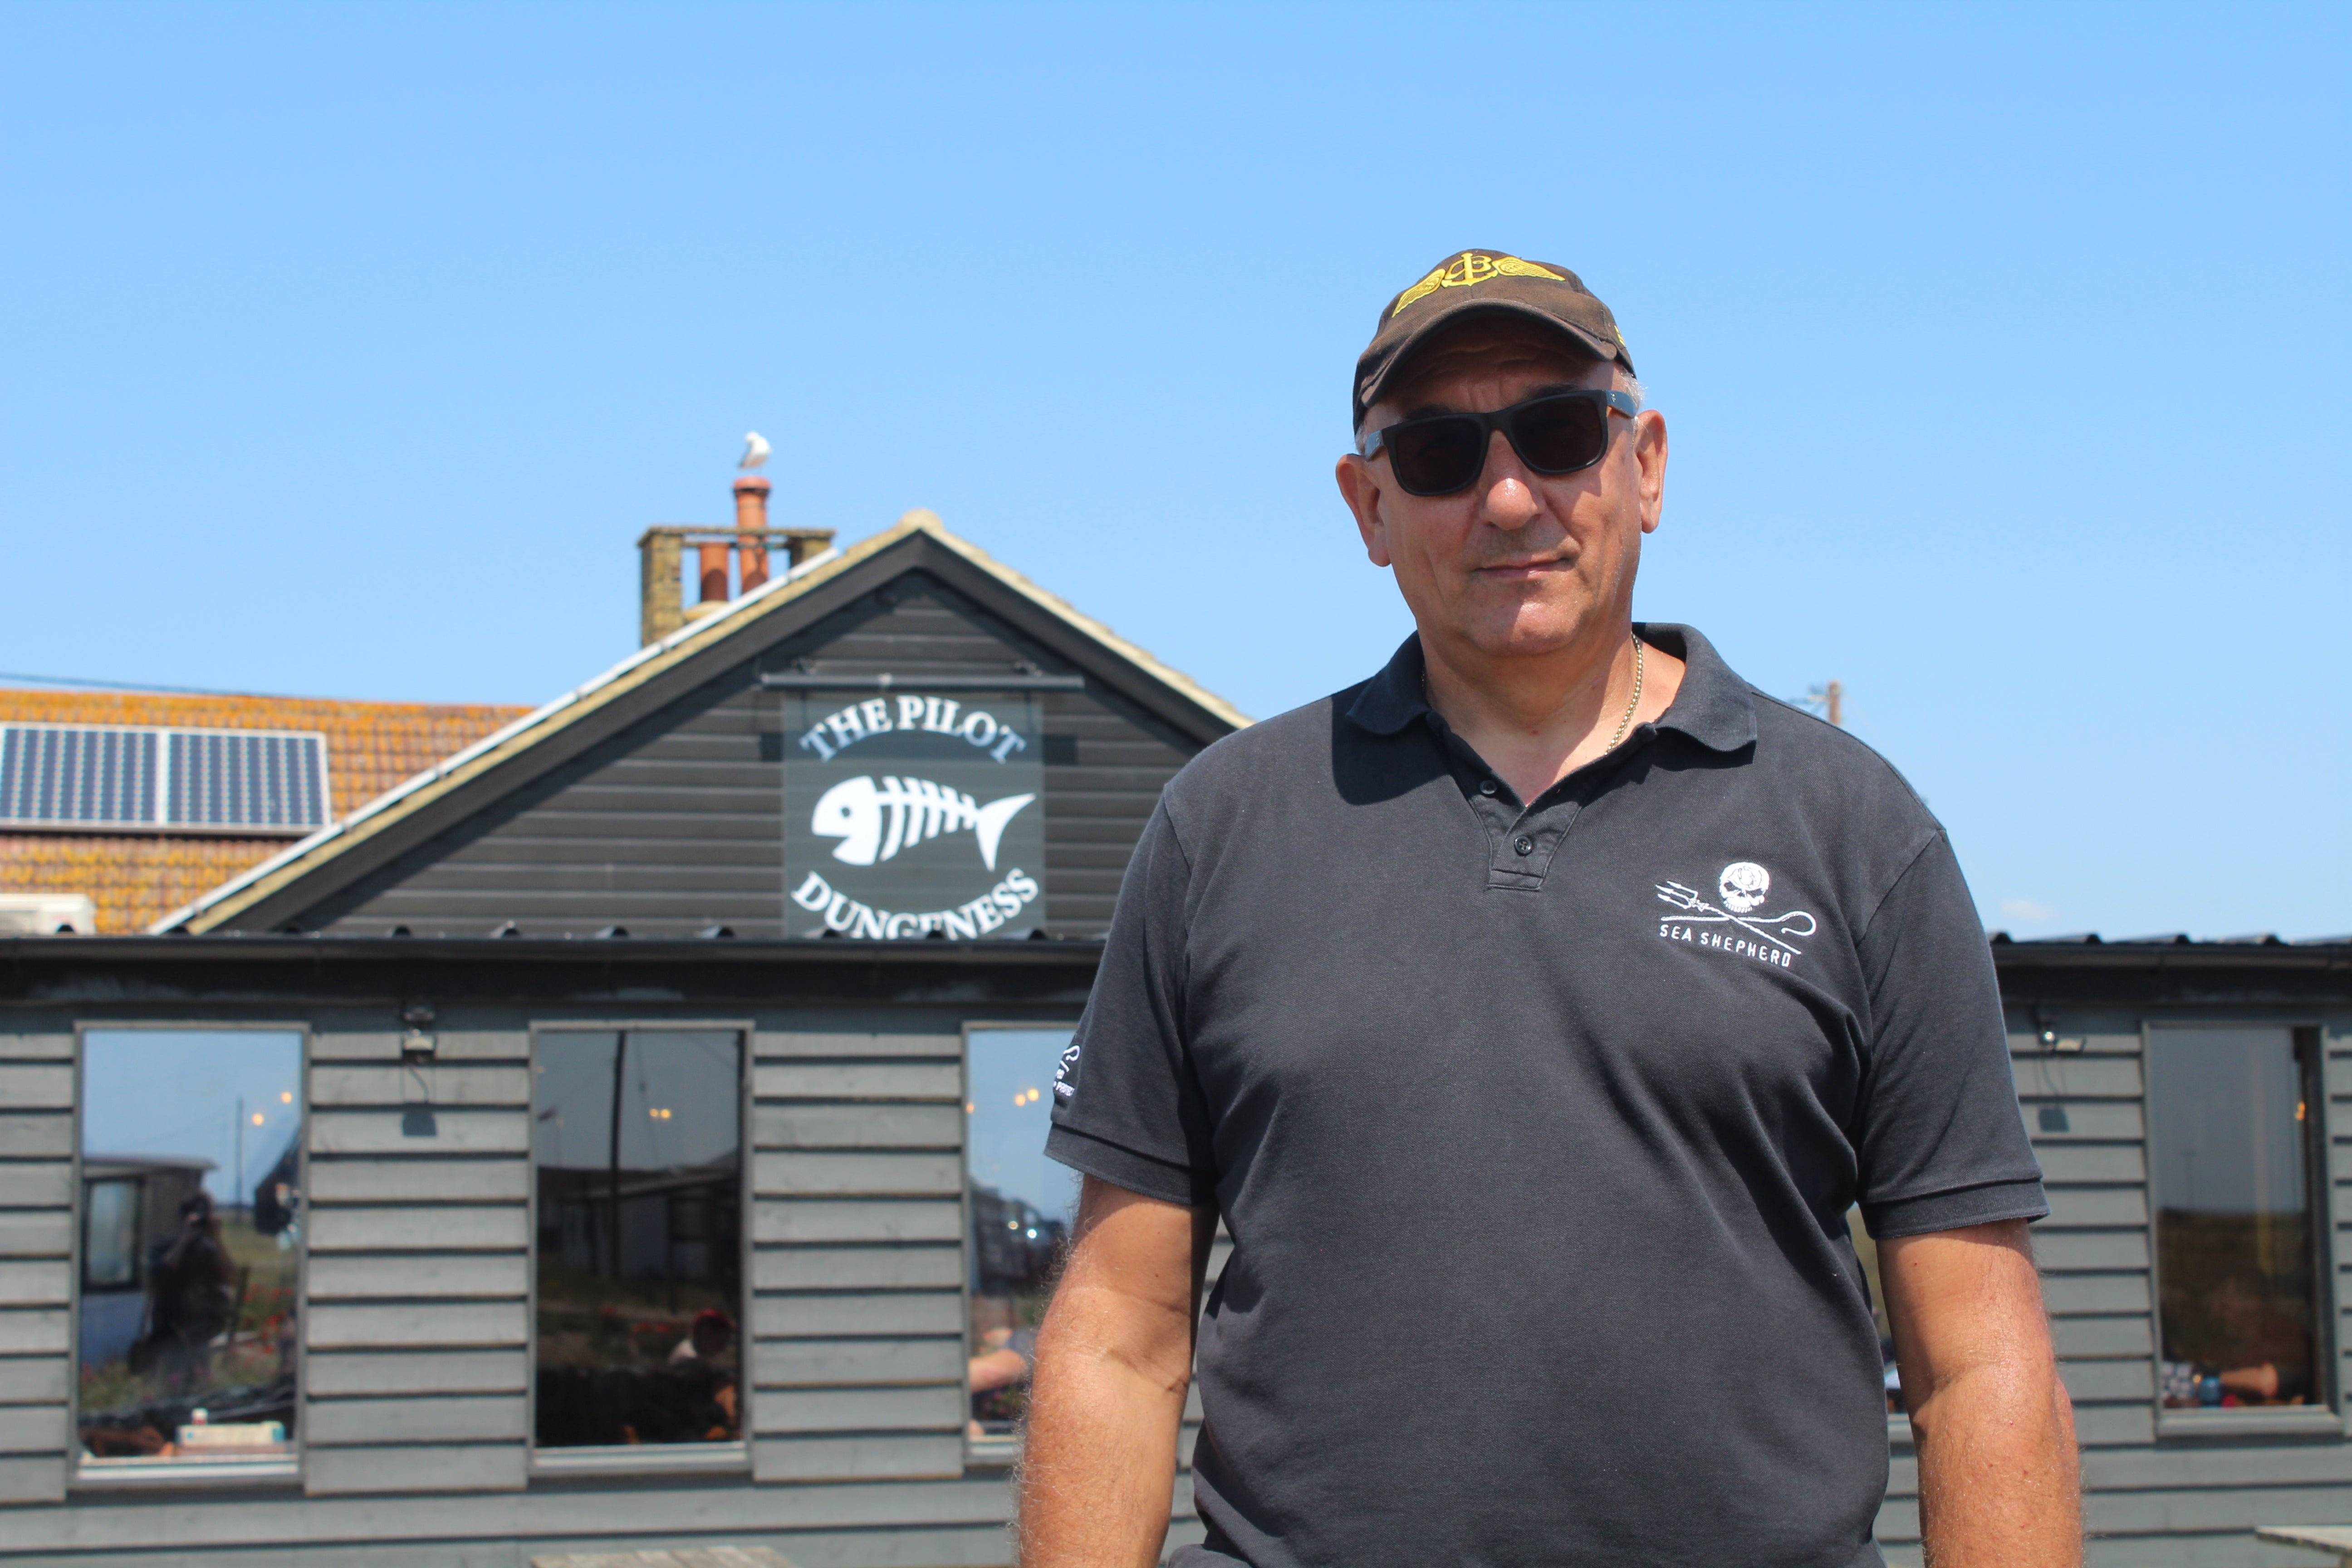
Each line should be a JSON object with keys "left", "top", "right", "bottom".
{"left": 1019, "top": 1175, "right": 1217, "bottom": 1568}
{"left": 1882, "top": 1218, "right": 2080, "bottom": 1567}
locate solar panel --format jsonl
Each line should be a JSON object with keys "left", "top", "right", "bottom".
{"left": 0, "top": 724, "right": 330, "bottom": 833}
{"left": 0, "top": 726, "right": 157, "bottom": 825}
{"left": 166, "top": 730, "right": 328, "bottom": 828}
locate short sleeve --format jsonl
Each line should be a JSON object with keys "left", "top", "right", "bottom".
{"left": 1852, "top": 832, "right": 2048, "bottom": 1239}
{"left": 1044, "top": 800, "right": 1220, "bottom": 1207}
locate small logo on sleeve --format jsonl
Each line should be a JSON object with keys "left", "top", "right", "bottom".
{"left": 1656, "top": 862, "right": 1817, "bottom": 967}
{"left": 1052, "top": 1043, "right": 1081, "bottom": 1101}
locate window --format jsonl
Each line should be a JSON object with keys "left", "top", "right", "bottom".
{"left": 0, "top": 723, "right": 329, "bottom": 833}
{"left": 76, "top": 1029, "right": 304, "bottom": 1470}
{"left": 2149, "top": 1026, "right": 2326, "bottom": 1411}
{"left": 532, "top": 1029, "right": 745, "bottom": 1454}
{"left": 965, "top": 1027, "right": 1078, "bottom": 1440}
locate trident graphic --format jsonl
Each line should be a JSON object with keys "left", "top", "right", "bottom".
{"left": 1654, "top": 880, "right": 1818, "bottom": 956}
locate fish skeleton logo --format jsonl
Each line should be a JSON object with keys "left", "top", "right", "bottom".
{"left": 811, "top": 775, "right": 1037, "bottom": 872}
{"left": 1655, "top": 861, "right": 1818, "bottom": 967}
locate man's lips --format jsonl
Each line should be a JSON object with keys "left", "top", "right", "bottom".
{"left": 1473, "top": 556, "right": 1573, "bottom": 577}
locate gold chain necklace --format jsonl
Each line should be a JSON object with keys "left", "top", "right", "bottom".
{"left": 1420, "top": 632, "right": 1648, "bottom": 751}
{"left": 1606, "top": 633, "right": 1646, "bottom": 751}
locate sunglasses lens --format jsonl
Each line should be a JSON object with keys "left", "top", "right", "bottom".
{"left": 1383, "top": 417, "right": 1486, "bottom": 495}
{"left": 1508, "top": 396, "right": 1611, "bottom": 474}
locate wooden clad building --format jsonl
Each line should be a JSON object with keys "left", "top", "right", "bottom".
{"left": 0, "top": 511, "right": 2346, "bottom": 1564}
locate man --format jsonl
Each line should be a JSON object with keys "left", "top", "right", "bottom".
{"left": 1022, "top": 251, "right": 2078, "bottom": 1567}
{"left": 135, "top": 1191, "right": 235, "bottom": 1389}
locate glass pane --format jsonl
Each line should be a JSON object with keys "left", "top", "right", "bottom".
{"left": 77, "top": 1029, "right": 303, "bottom": 1465}
{"left": 83, "top": 1180, "right": 139, "bottom": 1290}
{"left": 965, "top": 1028, "right": 1077, "bottom": 1437}
{"left": 534, "top": 1030, "right": 743, "bottom": 1449}
{"left": 2150, "top": 1027, "right": 2318, "bottom": 1409}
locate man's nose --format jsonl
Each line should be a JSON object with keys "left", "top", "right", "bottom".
{"left": 1479, "top": 429, "right": 1539, "bottom": 531}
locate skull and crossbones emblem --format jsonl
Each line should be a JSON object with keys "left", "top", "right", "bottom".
{"left": 1718, "top": 861, "right": 1770, "bottom": 915}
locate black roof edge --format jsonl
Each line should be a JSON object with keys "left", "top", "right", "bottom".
{"left": 0, "top": 934, "right": 1105, "bottom": 964}
{"left": 0, "top": 934, "right": 1109, "bottom": 1009}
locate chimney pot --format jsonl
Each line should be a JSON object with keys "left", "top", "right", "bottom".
{"left": 735, "top": 475, "right": 773, "bottom": 592}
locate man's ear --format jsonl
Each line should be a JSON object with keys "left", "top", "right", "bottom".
{"left": 1335, "top": 454, "right": 1393, "bottom": 568}
{"left": 1634, "top": 409, "right": 1668, "bottom": 535}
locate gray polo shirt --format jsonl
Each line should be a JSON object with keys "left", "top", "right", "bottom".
{"left": 1045, "top": 624, "right": 2044, "bottom": 1568}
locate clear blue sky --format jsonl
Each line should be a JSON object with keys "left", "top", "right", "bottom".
{"left": 82, "top": 1030, "right": 303, "bottom": 1202}
{"left": 3, "top": 4, "right": 2344, "bottom": 941}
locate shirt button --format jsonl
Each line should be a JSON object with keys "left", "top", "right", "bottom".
{"left": 1479, "top": 779, "right": 1498, "bottom": 796}
{"left": 1514, "top": 836, "right": 1534, "bottom": 856}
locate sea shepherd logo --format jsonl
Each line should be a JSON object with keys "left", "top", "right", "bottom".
{"left": 1655, "top": 860, "right": 1817, "bottom": 967}
{"left": 785, "top": 691, "right": 1046, "bottom": 939}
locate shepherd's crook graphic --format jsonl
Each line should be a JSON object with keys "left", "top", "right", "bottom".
{"left": 1655, "top": 881, "right": 1818, "bottom": 955}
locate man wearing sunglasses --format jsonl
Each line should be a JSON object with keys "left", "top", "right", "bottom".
{"left": 1023, "top": 251, "right": 2078, "bottom": 1567}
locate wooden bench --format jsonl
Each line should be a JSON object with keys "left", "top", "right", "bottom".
{"left": 531, "top": 1550, "right": 799, "bottom": 1568}
{"left": 2258, "top": 1526, "right": 2352, "bottom": 1563}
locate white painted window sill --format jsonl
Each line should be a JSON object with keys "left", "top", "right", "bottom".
{"left": 531, "top": 1441, "right": 749, "bottom": 1477}
{"left": 966, "top": 1433, "right": 1021, "bottom": 1470}
{"left": 74, "top": 1455, "right": 301, "bottom": 1489}
{"left": 2156, "top": 1406, "right": 2344, "bottom": 1440}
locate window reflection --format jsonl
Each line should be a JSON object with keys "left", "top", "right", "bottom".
{"left": 77, "top": 1029, "right": 303, "bottom": 1466}
{"left": 965, "top": 1028, "right": 1076, "bottom": 1438}
{"left": 533, "top": 1030, "right": 744, "bottom": 1450}
{"left": 2150, "top": 1027, "right": 2323, "bottom": 1411}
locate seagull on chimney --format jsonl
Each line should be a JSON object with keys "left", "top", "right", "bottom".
{"left": 740, "top": 431, "right": 772, "bottom": 470}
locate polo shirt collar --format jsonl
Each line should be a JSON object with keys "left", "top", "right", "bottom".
{"left": 1343, "top": 623, "right": 1757, "bottom": 755}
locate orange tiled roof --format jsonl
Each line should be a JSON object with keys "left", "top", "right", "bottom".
{"left": 0, "top": 688, "right": 529, "bottom": 932}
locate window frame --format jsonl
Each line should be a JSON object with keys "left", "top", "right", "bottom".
{"left": 68, "top": 1018, "right": 312, "bottom": 1490}
{"left": 2142, "top": 1018, "right": 2340, "bottom": 1439}
{"left": 524, "top": 1019, "right": 756, "bottom": 1479}
{"left": 960, "top": 1018, "right": 1083, "bottom": 1471}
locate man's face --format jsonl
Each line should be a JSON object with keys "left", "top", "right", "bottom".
{"left": 1335, "top": 316, "right": 1667, "bottom": 667}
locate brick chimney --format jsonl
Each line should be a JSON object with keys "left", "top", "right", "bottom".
{"left": 637, "top": 477, "right": 836, "bottom": 647}
{"left": 735, "top": 475, "right": 773, "bottom": 593}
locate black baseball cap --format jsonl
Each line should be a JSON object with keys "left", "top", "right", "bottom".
{"left": 1353, "top": 250, "right": 1634, "bottom": 435}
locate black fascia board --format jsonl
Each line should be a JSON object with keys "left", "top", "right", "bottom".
{"left": 0, "top": 935, "right": 1105, "bottom": 1010}
{"left": 1993, "top": 940, "right": 2352, "bottom": 1008}
{"left": 7, "top": 934, "right": 2345, "bottom": 1015}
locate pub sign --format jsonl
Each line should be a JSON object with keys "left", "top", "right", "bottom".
{"left": 783, "top": 687, "right": 1044, "bottom": 938}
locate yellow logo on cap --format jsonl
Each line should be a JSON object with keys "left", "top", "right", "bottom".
{"left": 1391, "top": 252, "right": 1566, "bottom": 317}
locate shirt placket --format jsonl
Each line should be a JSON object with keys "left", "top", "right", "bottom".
{"left": 1481, "top": 789, "right": 1578, "bottom": 891}
{"left": 1432, "top": 719, "right": 1659, "bottom": 893}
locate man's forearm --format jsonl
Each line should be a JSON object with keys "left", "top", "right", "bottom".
{"left": 1018, "top": 1283, "right": 1190, "bottom": 1568}
{"left": 1911, "top": 1356, "right": 2079, "bottom": 1565}
{"left": 1886, "top": 1221, "right": 2081, "bottom": 1567}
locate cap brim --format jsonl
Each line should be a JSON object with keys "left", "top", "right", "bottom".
{"left": 1357, "top": 299, "right": 1627, "bottom": 426}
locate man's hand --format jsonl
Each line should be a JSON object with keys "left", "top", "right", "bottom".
{"left": 1018, "top": 1176, "right": 1217, "bottom": 1568}
{"left": 1882, "top": 1219, "right": 2080, "bottom": 1567}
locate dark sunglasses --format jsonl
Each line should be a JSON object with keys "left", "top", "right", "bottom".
{"left": 1360, "top": 388, "right": 1640, "bottom": 496}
